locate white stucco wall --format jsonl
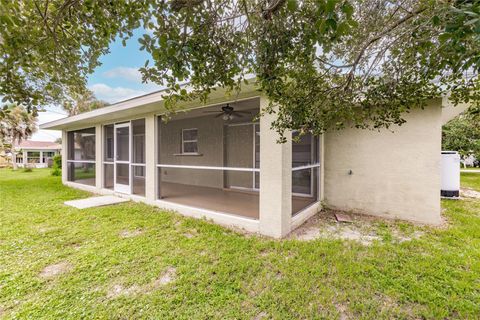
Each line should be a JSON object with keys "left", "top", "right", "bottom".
{"left": 441, "top": 98, "right": 470, "bottom": 125}
{"left": 323, "top": 100, "right": 443, "bottom": 225}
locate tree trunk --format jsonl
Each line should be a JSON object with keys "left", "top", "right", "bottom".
{"left": 12, "top": 138, "right": 18, "bottom": 171}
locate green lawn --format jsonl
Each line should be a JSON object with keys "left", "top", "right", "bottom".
{"left": 462, "top": 171, "right": 480, "bottom": 190}
{"left": 0, "top": 169, "right": 479, "bottom": 319}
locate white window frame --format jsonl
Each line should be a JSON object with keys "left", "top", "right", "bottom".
{"left": 66, "top": 127, "right": 97, "bottom": 185}
{"left": 292, "top": 132, "right": 320, "bottom": 198}
{"left": 181, "top": 128, "right": 199, "bottom": 154}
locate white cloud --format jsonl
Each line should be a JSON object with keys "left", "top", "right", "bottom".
{"left": 31, "top": 129, "right": 62, "bottom": 142}
{"left": 89, "top": 83, "right": 147, "bottom": 103}
{"left": 31, "top": 106, "right": 67, "bottom": 142}
{"left": 103, "top": 67, "right": 143, "bottom": 83}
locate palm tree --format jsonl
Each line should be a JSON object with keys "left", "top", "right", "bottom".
{"left": 63, "top": 90, "right": 108, "bottom": 116}
{"left": 0, "top": 104, "right": 37, "bottom": 170}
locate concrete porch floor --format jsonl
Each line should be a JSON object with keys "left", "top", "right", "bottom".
{"left": 159, "top": 182, "right": 316, "bottom": 219}
{"left": 68, "top": 180, "right": 316, "bottom": 219}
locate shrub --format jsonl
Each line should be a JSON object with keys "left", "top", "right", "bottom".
{"left": 51, "top": 154, "right": 62, "bottom": 176}
{"left": 53, "top": 154, "right": 62, "bottom": 168}
{"left": 51, "top": 167, "right": 61, "bottom": 176}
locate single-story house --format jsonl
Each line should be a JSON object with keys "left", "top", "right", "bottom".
{"left": 40, "top": 84, "right": 467, "bottom": 238}
{"left": 13, "top": 140, "right": 61, "bottom": 168}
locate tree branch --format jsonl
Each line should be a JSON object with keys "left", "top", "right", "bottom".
{"left": 344, "top": 6, "right": 428, "bottom": 90}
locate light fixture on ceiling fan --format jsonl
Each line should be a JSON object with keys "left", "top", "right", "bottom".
{"left": 203, "top": 103, "right": 251, "bottom": 121}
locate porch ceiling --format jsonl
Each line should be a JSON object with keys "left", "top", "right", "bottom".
{"left": 40, "top": 82, "right": 259, "bottom": 131}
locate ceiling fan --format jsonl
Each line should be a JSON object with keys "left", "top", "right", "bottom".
{"left": 203, "top": 103, "right": 251, "bottom": 120}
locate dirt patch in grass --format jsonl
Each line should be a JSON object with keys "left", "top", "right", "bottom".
{"left": 39, "top": 261, "right": 72, "bottom": 279}
{"left": 108, "top": 267, "right": 177, "bottom": 298}
{"left": 290, "top": 209, "right": 424, "bottom": 245}
{"left": 107, "top": 284, "right": 141, "bottom": 299}
{"left": 334, "top": 303, "right": 350, "bottom": 320}
{"left": 36, "top": 226, "right": 58, "bottom": 234}
{"left": 150, "top": 267, "right": 177, "bottom": 288}
{"left": 253, "top": 311, "right": 268, "bottom": 320}
{"left": 183, "top": 230, "right": 198, "bottom": 238}
{"left": 119, "top": 229, "right": 144, "bottom": 238}
{"left": 461, "top": 188, "right": 480, "bottom": 199}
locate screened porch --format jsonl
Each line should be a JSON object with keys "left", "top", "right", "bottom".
{"left": 64, "top": 97, "right": 321, "bottom": 221}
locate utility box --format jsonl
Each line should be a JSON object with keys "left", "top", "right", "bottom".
{"left": 441, "top": 151, "right": 460, "bottom": 198}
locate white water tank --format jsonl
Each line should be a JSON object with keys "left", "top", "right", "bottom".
{"left": 441, "top": 151, "right": 460, "bottom": 198}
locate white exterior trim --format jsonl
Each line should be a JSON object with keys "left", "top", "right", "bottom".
{"left": 156, "top": 164, "right": 260, "bottom": 172}
{"left": 291, "top": 163, "right": 321, "bottom": 171}
{"left": 66, "top": 160, "right": 96, "bottom": 164}
{"left": 291, "top": 202, "right": 322, "bottom": 230}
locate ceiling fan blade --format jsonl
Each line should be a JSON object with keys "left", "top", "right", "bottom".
{"left": 235, "top": 111, "right": 251, "bottom": 114}
{"left": 232, "top": 112, "right": 244, "bottom": 118}
{"left": 214, "top": 113, "right": 225, "bottom": 118}
{"left": 203, "top": 111, "right": 223, "bottom": 113}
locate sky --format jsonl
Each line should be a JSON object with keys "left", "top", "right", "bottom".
{"left": 34, "top": 29, "right": 162, "bottom": 141}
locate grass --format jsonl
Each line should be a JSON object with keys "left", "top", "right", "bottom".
{"left": 462, "top": 171, "right": 480, "bottom": 190}
{"left": 0, "top": 169, "right": 479, "bottom": 319}
{"left": 461, "top": 167, "right": 480, "bottom": 171}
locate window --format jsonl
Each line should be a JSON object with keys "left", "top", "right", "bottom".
{"left": 104, "top": 125, "right": 114, "bottom": 162}
{"left": 182, "top": 128, "right": 198, "bottom": 154}
{"left": 67, "top": 127, "right": 96, "bottom": 186}
{"left": 67, "top": 128, "right": 96, "bottom": 161}
{"left": 132, "top": 119, "right": 146, "bottom": 196}
{"left": 292, "top": 132, "right": 320, "bottom": 216}
{"left": 42, "top": 151, "right": 55, "bottom": 163}
{"left": 27, "top": 151, "right": 40, "bottom": 163}
{"left": 103, "top": 124, "right": 114, "bottom": 189}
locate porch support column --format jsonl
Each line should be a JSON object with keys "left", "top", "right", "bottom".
{"left": 259, "top": 96, "right": 292, "bottom": 238}
{"left": 23, "top": 150, "right": 27, "bottom": 166}
{"left": 39, "top": 151, "right": 43, "bottom": 165}
{"left": 319, "top": 134, "right": 325, "bottom": 202}
{"left": 145, "top": 115, "right": 156, "bottom": 203}
{"left": 61, "top": 130, "right": 68, "bottom": 183}
{"left": 95, "top": 124, "right": 103, "bottom": 189}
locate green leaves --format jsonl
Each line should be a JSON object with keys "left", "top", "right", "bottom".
{"left": 0, "top": 0, "right": 149, "bottom": 112}
{"left": 287, "top": 0, "right": 297, "bottom": 12}
{"left": 443, "top": 105, "right": 480, "bottom": 159}
{"left": 1, "top": 0, "right": 479, "bottom": 138}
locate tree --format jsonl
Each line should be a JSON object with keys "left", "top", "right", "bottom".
{"left": 442, "top": 104, "right": 480, "bottom": 161}
{"left": 0, "top": 105, "right": 37, "bottom": 170}
{"left": 1, "top": 0, "right": 479, "bottom": 138}
{"left": 63, "top": 90, "right": 108, "bottom": 116}
{"left": 0, "top": 0, "right": 147, "bottom": 116}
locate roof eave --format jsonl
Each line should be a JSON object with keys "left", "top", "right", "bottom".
{"left": 40, "top": 80, "right": 259, "bottom": 131}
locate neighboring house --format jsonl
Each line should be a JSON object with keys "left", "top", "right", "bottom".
{"left": 40, "top": 84, "right": 467, "bottom": 238}
{"left": 14, "top": 140, "right": 61, "bottom": 168}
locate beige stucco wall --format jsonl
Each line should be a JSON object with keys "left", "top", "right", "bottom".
{"left": 441, "top": 97, "right": 470, "bottom": 125}
{"left": 159, "top": 112, "right": 257, "bottom": 189}
{"left": 159, "top": 115, "right": 225, "bottom": 188}
{"left": 225, "top": 124, "right": 254, "bottom": 189}
{"left": 323, "top": 100, "right": 443, "bottom": 225}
